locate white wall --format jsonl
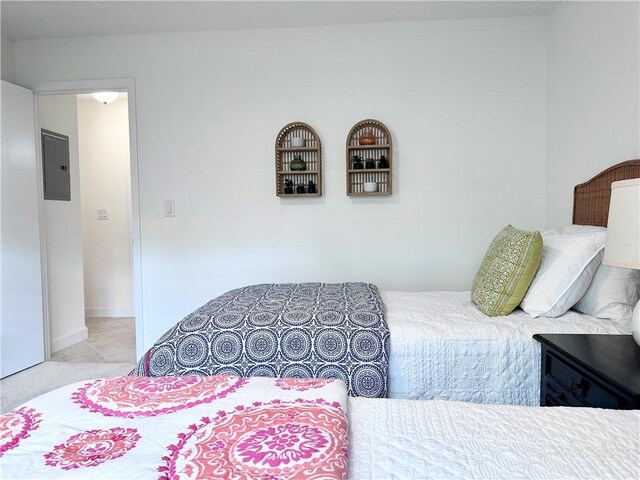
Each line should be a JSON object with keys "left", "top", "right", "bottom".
{"left": 546, "top": 1, "right": 640, "bottom": 229}
{"left": 37, "top": 94, "right": 87, "bottom": 352}
{"left": 78, "top": 95, "right": 133, "bottom": 318}
{"left": 15, "top": 17, "right": 548, "bottom": 348}
{"left": 1, "top": 35, "right": 16, "bottom": 83}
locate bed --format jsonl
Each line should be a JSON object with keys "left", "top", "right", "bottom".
{"left": 131, "top": 160, "right": 640, "bottom": 405}
{"left": 384, "top": 291, "right": 628, "bottom": 404}
{"left": 386, "top": 160, "right": 640, "bottom": 403}
{"left": 385, "top": 160, "right": 640, "bottom": 402}
{"left": 1, "top": 375, "right": 638, "bottom": 479}
{"left": 131, "top": 282, "right": 391, "bottom": 398}
{"left": 348, "top": 396, "right": 640, "bottom": 479}
{"left": 0, "top": 375, "right": 349, "bottom": 479}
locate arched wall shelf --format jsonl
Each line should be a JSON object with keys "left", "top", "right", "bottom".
{"left": 275, "top": 122, "right": 322, "bottom": 197}
{"left": 345, "top": 119, "right": 393, "bottom": 196}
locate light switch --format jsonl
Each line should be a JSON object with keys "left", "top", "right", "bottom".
{"left": 163, "top": 200, "right": 175, "bottom": 217}
{"left": 97, "top": 208, "right": 108, "bottom": 220}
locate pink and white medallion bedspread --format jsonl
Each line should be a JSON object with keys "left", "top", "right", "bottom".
{"left": 0, "top": 375, "right": 348, "bottom": 479}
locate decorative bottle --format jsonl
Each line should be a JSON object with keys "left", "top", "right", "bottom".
{"left": 290, "top": 154, "right": 306, "bottom": 171}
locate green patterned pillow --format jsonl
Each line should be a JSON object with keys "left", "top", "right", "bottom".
{"left": 471, "top": 225, "right": 543, "bottom": 316}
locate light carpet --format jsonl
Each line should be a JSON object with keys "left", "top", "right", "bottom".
{"left": 1, "top": 361, "right": 135, "bottom": 413}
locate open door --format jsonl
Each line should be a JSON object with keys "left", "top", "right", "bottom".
{"left": 1, "top": 80, "right": 45, "bottom": 377}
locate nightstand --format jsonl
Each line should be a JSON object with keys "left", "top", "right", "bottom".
{"left": 533, "top": 334, "right": 640, "bottom": 409}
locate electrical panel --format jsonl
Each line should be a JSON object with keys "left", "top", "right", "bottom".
{"left": 42, "top": 129, "right": 70, "bottom": 201}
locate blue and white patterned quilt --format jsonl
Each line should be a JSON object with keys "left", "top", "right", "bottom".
{"left": 132, "top": 282, "right": 390, "bottom": 397}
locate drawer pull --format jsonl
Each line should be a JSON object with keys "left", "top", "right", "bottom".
{"left": 569, "top": 378, "right": 588, "bottom": 398}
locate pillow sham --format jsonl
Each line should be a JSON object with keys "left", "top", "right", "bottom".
{"left": 520, "top": 229, "right": 606, "bottom": 318}
{"left": 574, "top": 265, "right": 640, "bottom": 320}
{"left": 471, "top": 225, "right": 542, "bottom": 317}
{"left": 560, "top": 224, "right": 606, "bottom": 235}
{"left": 562, "top": 224, "right": 640, "bottom": 321}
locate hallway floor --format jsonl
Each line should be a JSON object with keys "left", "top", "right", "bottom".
{"left": 51, "top": 317, "right": 136, "bottom": 364}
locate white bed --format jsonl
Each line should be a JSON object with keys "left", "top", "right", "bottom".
{"left": 384, "top": 291, "right": 628, "bottom": 404}
{"left": 348, "top": 396, "right": 640, "bottom": 479}
{"left": 382, "top": 161, "right": 640, "bottom": 405}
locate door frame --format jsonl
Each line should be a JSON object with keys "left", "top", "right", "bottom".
{"left": 32, "top": 78, "right": 144, "bottom": 359}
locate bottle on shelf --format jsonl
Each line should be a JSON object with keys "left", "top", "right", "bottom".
{"left": 290, "top": 154, "right": 307, "bottom": 171}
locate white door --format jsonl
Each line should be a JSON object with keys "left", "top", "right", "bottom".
{"left": 1, "top": 80, "right": 45, "bottom": 378}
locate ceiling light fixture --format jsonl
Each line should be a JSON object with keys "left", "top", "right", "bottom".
{"left": 91, "top": 91, "right": 120, "bottom": 105}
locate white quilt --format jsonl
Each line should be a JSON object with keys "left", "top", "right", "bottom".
{"left": 384, "top": 291, "right": 628, "bottom": 405}
{"left": 348, "top": 397, "right": 640, "bottom": 480}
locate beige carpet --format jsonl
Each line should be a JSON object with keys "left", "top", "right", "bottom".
{"left": 1, "top": 361, "right": 135, "bottom": 413}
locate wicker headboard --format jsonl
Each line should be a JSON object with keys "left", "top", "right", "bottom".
{"left": 573, "top": 159, "right": 640, "bottom": 226}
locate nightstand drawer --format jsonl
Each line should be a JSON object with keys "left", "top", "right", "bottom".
{"left": 545, "top": 352, "right": 622, "bottom": 409}
{"left": 543, "top": 377, "right": 588, "bottom": 407}
{"left": 535, "top": 334, "right": 640, "bottom": 410}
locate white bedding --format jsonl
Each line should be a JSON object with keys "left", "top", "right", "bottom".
{"left": 384, "top": 291, "right": 629, "bottom": 405}
{"left": 348, "top": 397, "right": 640, "bottom": 479}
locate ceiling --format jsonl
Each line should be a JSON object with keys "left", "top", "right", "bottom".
{"left": 1, "top": 1, "right": 557, "bottom": 41}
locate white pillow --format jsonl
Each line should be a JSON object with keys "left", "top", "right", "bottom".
{"left": 520, "top": 230, "right": 606, "bottom": 318}
{"left": 562, "top": 224, "right": 640, "bottom": 321}
{"left": 560, "top": 224, "right": 607, "bottom": 235}
{"left": 574, "top": 265, "right": 640, "bottom": 320}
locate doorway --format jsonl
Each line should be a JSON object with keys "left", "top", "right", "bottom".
{"left": 33, "top": 79, "right": 143, "bottom": 365}
{"left": 77, "top": 93, "right": 135, "bottom": 363}
{"left": 37, "top": 92, "right": 135, "bottom": 364}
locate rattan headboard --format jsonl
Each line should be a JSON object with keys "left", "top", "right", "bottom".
{"left": 573, "top": 159, "right": 640, "bottom": 226}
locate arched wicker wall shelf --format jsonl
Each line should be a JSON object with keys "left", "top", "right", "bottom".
{"left": 275, "top": 122, "right": 322, "bottom": 197}
{"left": 346, "top": 119, "right": 393, "bottom": 196}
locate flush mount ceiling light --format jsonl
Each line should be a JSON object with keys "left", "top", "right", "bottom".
{"left": 91, "top": 91, "right": 120, "bottom": 105}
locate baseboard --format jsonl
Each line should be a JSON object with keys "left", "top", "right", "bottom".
{"left": 85, "top": 308, "right": 134, "bottom": 318}
{"left": 51, "top": 326, "right": 89, "bottom": 353}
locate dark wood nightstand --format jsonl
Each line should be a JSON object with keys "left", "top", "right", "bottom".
{"left": 533, "top": 334, "right": 640, "bottom": 409}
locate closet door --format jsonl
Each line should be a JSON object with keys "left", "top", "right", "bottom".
{"left": 1, "top": 80, "right": 45, "bottom": 378}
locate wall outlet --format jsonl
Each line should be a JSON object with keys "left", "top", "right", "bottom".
{"left": 97, "top": 208, "right": 108, "bottom": 220}
{"left": 163, "top": 200, "right": 175, "bottom": 217}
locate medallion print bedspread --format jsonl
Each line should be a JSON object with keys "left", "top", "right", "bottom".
{"left": 132, "top": 282, "right": 390, "bottom": 397}
{"left": 0, "top": 375, "right": 349, "bottom": 479}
